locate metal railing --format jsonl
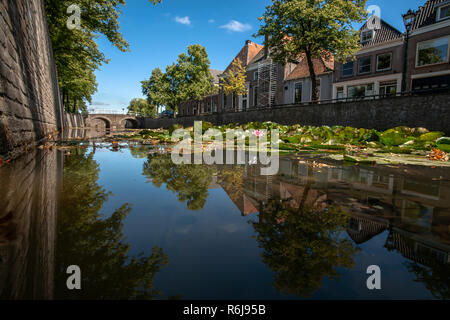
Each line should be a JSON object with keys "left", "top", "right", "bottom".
{"left": 87, "top": 109, "right": 145, "bottom": 117}
{"left": 177, "top": 87, "right": 450, "bottom": 117}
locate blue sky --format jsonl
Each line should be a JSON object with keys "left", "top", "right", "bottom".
{"left": 89, "top": 0, "right": 426, "bottom": 112}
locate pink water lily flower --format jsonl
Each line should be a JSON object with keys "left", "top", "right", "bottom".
{"left": 253, "top": 130, "right": 265, "bottom": 137}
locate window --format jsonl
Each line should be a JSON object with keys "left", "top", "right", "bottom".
{"left": 360, "top": 30, "right": 374, "bottom": 44}
{"left": 379, "top": 81, "right": 397, "bottom": 97}
{"left": 438, "top": 4, "right": 450, "bottom": 21}
{"left": 232, "top": 93, "right": 236, "bottom": 110}
{"left": 376, "top": 53, "right": 392, "bottom": 72}
{"left": 253, "top": 86, "right": 258, "bottom": 106}
{"left": 223, "top": 93, "right": 227, "bottom": 108}
{"left": 294, "top": 82, "right": 303, "bottom": 103}
{"left": 417, "top": 37, "right": 449, "bottom": 66}
{"left": 342, "top": 62, "right": 354, "bottom": 77}
{"left": 347, "top": 83, "right": 374, "bottom": 99}
{"left": 358, "top": 57, "right": 372, "bottom": 74}
{"left": 337, "top": 87, "right": 344, "bottom": 100}
{"left": 254, "top": 71, "right": 259, "bottom": 81}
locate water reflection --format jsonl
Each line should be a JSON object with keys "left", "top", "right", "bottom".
{"left": 0, "top": 149, "right": 62, "bottom": 299}
{"left": 1, "top": 142, "right": 450, "bottom": 299}
{"left": 144, "top": 153, "right": 450, "bottom": 298}
{"left": 56, "top": 148, "right": 168, "bottom": 299}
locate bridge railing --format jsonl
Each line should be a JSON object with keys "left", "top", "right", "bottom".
{"left": 87, "top": 109, "right": 144, "bottom": 117}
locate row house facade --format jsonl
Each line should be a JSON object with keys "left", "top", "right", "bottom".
{"left": 333, "top": 16, "right": 405, "bottom": 100}
{"left": 179, "top": 0, "right": 450, "bottom": 116}
{"left": 405, "top": 0, "right": 450, "bottom": 92}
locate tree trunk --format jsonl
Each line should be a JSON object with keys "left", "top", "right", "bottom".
{"left": 305, "top": 49, "right": 318, "bottom": 102}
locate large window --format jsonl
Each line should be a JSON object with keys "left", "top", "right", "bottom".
{"left": 294, "top": 82, "right": 303, "bottom": 103}
{"left": 376, "top": 53, "right": 392, "bottom": 72}
{"left": 253, "top": 86, "right": 258, "bottom": 106}
{"left": 336, "top": 87, "right": 344, "bottom": 100}
{"left": 379, "top": 81, "right": 397, "bottom": 97}
{"left": 438, "top": 4, "right": 450, "bottom": 21}
{"left": 254, "top": 71, "right": 259, "bottom": 81}
{"left": 347, "top": 83, "right": 374, "bottom": 99}
{"left": 342, "top": 62, "right": 354, "bottom": 77}
{"left": 358, "top": 57, "right": 372, "bottom": 74}
{"left": 417, "top": 37, "right": 449, "bottom": 67}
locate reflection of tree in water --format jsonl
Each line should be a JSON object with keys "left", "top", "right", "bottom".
{"left": 252, "top": 199, "right": 358, "bottom": 297}
{"left": 405, "top": 262, "right": 450, "bottom": 300}
{"left": 143, "top": 154, "right": 213, "bottom": 211}
{"left": 129, "top": 144, "right": 150, "bottom": 159}
{"left": 56, "top": 149, "right": 168, "bottom": 299}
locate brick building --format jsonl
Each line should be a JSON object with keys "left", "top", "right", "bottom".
{"left": 333, "top": 16, "right": 405, "bottom": 100}
{"left": 405, "top": 0, "right": 450, "bottom": 92}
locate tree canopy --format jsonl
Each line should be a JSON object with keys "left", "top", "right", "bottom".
{"left": 128, "top": 98, "right": 156, "bottom": 118}
{"left": 44, "top": 0, "right": 161, "bottom": 113}
{"left": 256, "top": 0, "right": 368, "bottom": 101}
{"left": 141, "top": 45, "right": 215, "bottom": 115}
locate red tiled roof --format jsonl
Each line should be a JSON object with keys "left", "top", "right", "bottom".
{"left": 285, "top": 54, "right": 334, "bottom": 81}
{"left": 223, "top": 40, "right": 264, "bottom": 74}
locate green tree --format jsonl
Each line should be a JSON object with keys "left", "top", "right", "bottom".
{"left": 221, "top": 58, "right": 247, "bottom": 111}
{"left": 256, "top": 0, "right": 367, "bottom": 101}
{"left": 128, "top": 98, "right": 156, "bottom": 117}
{"left": 142, "top": 45, "right": 215, "bottom": 116}
{"left": 252, "top": 199, "right": 358, "bottom": 297}
{"left": 44, "top": 0, "right": 161, "bottom": 112}
{"left": 56, "top": 148, "right": 168, "bottom": 299}
{"left": 141, "top": 68, "right": 170, "bottom": 116}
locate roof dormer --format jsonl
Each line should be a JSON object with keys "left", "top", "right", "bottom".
{"left": 436, "top": 0, "right": 450, "bottom": 22}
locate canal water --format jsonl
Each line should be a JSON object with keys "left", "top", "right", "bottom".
{"left": 1, "top": 133, "right": 450, "bottom": 300}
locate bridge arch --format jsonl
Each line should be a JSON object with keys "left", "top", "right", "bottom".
{"left": 121, "top": 118, "right": 139, "bottom": 129}
{"left": 91, "top": 117, "right": 111, "bottom": 130}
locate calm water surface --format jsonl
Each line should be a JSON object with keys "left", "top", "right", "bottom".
{"left": 1, "top": 135, "right": 450, "bottom": 300}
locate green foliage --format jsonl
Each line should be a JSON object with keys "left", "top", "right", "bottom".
{"left": 168, "top": 124, "right": 184, "bottom": 135}
{"left": 128, "top": 98, "right": 156, "bottom": 117}
{"left": 56, "top": 148, "right": 168, "bottom": 299}
{"left": 222, "top": 58, "right": 247, "bottom": 98}
{"left": 256, "top": 0, "right": 367, "bottom": 101}
{"left": 142, "top": 45, "right": 215, "bottom": 115}
{"left": 419, "top": 132, "right": 445, "bottom": 141}
{"left": 44, "top": 0, "right": 161, "bottom": 112}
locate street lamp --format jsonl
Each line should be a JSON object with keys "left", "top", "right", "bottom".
{"left": 401, "top": 9, "right": 416, "bottom": 93}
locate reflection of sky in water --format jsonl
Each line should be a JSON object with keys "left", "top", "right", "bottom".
{"left": 89, "top": 147, "right": 448, "bottom": 299}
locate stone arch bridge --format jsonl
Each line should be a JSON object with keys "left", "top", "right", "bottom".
{"left": 85, "top": 114, "right": 141, "bottom": 130}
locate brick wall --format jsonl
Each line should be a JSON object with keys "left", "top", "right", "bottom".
{"left": 142, "top": 92, "right": 450, "bottom": 134}
{"left": 0, "top": 0, "right": 63, "bottom": 159}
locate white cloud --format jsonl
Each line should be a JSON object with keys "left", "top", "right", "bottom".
{"left": 91, "top": 101, "right": 110, "bottom": 106}
{"left": 208, "top": 19, "right": 215, "bottom": 23}
{"left": 175, "top": 16, "right": 191, "bottom": 26}
{"left": 220, "top": 20, "right": 252, "bottom": 32}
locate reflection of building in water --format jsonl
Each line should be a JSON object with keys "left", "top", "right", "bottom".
{"left": 386, "top": 228, "right": 450, "bottom": 266}
{"left": 347, "top": 213, "right": 389, "bottom": 245}
{"left": 220, "top": 156, "right": 450, "bottom": 248}
{"left": 0, "top": 149, "right": 62, "bottom": 299}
